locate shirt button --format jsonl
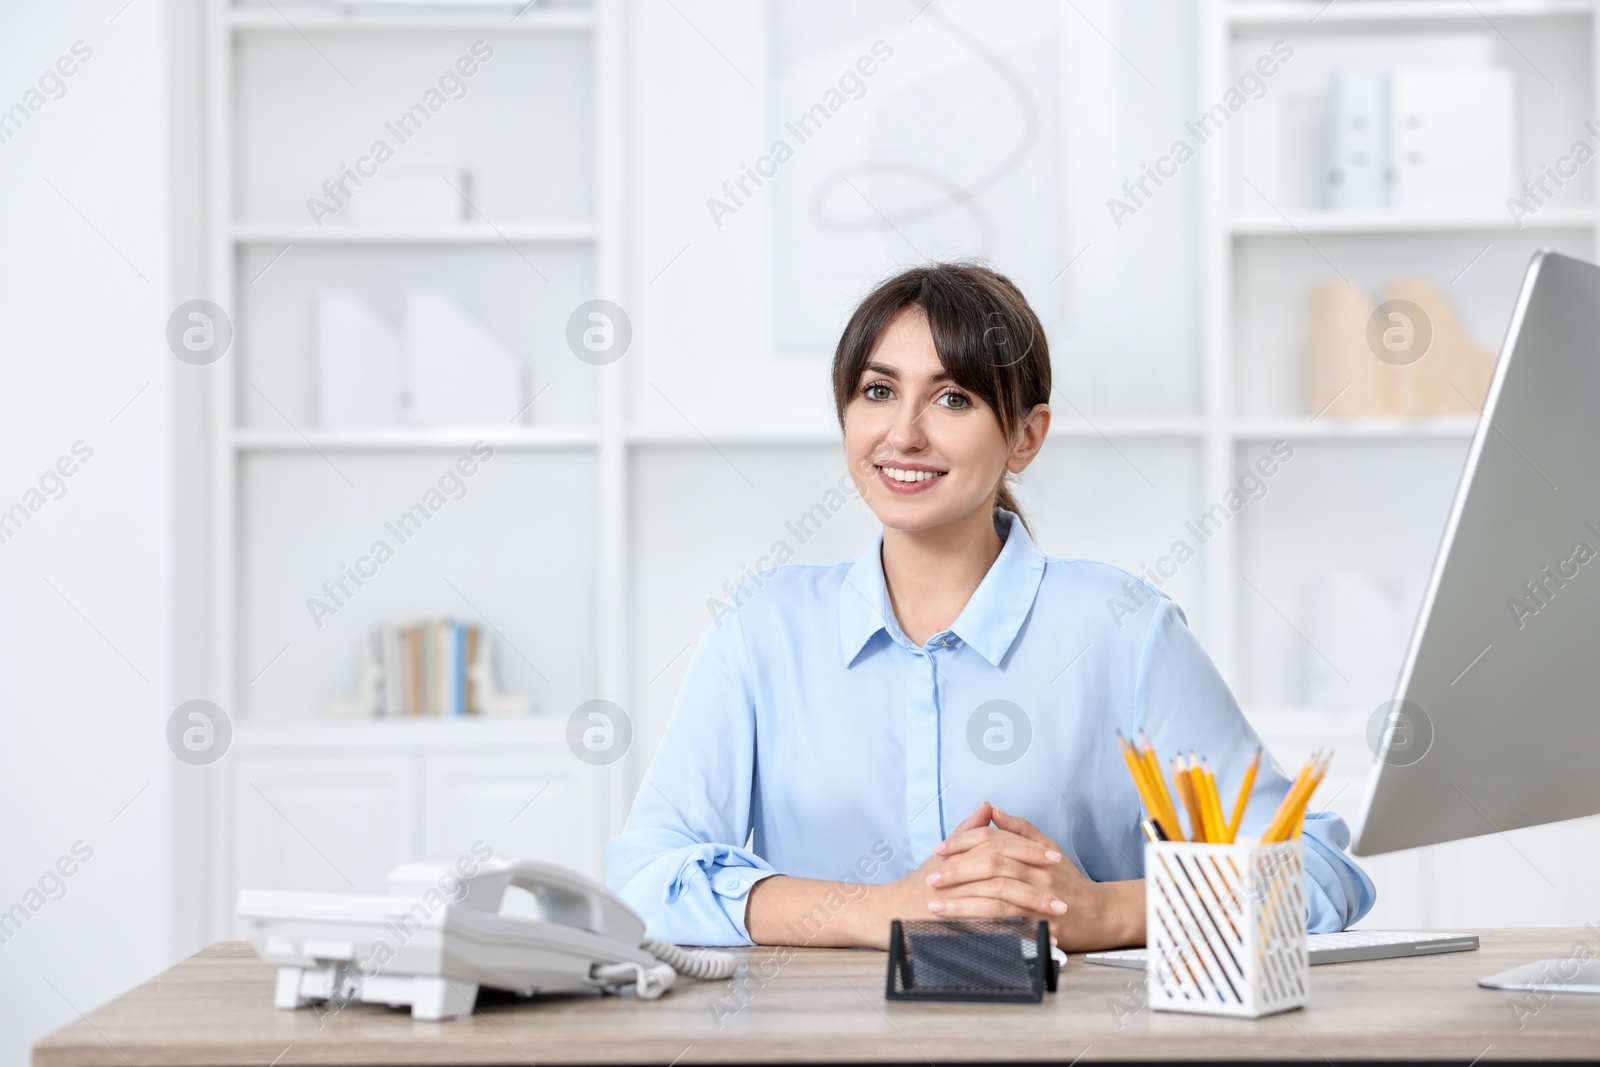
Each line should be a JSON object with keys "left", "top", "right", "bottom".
{"left": 722, "top": 876, "right": 741, "bottom": 893}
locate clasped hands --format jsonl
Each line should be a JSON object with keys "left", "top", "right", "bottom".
{"left": 872, "top": 800, "right": 1142, "bottom": 952}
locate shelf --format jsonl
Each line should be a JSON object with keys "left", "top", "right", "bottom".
{"left": 1051, "top": 418, "right": 1207, "bottom": 440}
{"left": 228, "top": 7, "right": 594, "bottom": 33}
{"left": 1230, "top": 208, "right": 1596, "bottom": 236}
{"left": 233, "top": 426, "right": 599, "bottom": 450}
{"left": 233, "top": 715, "right": 566, "bottom": 751}
{"left": 1225, "top": 0, "right": 1594, "bottom": 26}
{"left": 1243, "top": 705, "right": 1370, "bottom": 734}
{"left": 1233, "top": 417, "right": 1478, "bottom": 440}
{"left": 232, "top": 222, "right": 597, "bottom": 245}
{"left": 625, "top": 420, "right": 1208, "bottom": 447}
{"left": 626, "top": 425, "right": 842, "bottom": 447}
{"left": 235, "top": 420, "right": 1472, "bottom": 453}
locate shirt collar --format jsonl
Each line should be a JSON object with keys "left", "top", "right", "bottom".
{"left": 837, "top": 508, "right": 1048, "bottom": 669}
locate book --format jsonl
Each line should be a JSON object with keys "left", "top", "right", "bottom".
{"left": 453, "top": 622, "right": 467, "bottom": 716}
{"left": 407, "top": 625, "right": 423, "bottom": 716}
{"left": 465, "top": 626, "right": 479, "bottom": 715}
{"left": 360, "top": 619, "right": 488, "bottom": 716}
{"left": 382, "top": 627, "right": 403, "bottom": 718}
{"left": 329, "top": 619, "right": 522, "bottom": 718}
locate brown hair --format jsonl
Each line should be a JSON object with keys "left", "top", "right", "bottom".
{"left": 831, "top": 262, "right": 1052, "bottom": 533}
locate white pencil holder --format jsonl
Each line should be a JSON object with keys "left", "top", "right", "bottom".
{"left": 1144, "top": 839, "right": 1308, "bottom": 1018}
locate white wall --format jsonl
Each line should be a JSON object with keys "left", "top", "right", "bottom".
{"left": 625, "top": 0, "right": 1201, "bottom": 433}
{"left": 0, "top": 2, "right": 182, "bottom": 1063}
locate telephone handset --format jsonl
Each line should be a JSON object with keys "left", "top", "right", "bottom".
{"left": 237, "top": 857, "right": 736, "bottom": 1021}
{"left": 389, "top": 858, "right": 645, "bottom": 939}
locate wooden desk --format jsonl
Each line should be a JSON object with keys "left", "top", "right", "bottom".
{"left": 32, "top": 930, "right": 1600, "bottom": 1065}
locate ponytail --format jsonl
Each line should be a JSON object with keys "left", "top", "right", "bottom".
{"left": 995, "top": 479, "right": 1031, "bottom": 537}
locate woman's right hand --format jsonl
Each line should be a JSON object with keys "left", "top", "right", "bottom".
{"left": 854, "top": 802, "right": 1058, "bottom": 949}
{"left": 853, "top": 851, "right": 950, "bottom": 948}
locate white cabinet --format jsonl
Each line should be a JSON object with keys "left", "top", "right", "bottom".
{"left": 231, "top": 753, "right": 414, "bottom": 898}
{"left": 420, "top": 753, "right": 604, "bottom": 878}
{"left": 1427, "top": 815, "right": 1600, "bottom": 929}
{"left": 216, "top": 720, "right": 610, "bottom": 940}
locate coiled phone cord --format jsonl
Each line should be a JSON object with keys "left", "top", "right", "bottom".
{"left": 642, "top": 937, "right": 738, "bottom": 980}
{"left": 591, "top": 939, "right": 737, "bottom": 999}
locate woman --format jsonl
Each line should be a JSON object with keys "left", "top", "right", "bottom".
{"left": 605, "top": 263, "right": 1375, "bottom": 950}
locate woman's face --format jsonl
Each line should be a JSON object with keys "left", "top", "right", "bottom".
{"left": 843, "top": 306, "right": 1042, "bottom": 534}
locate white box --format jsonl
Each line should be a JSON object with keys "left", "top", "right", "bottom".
{"left": 314, "top": 294, "right": 407, "bottom": 427}
{"left": 346, "top": 164, "right": 469, "bottom": 226}
{"left": 1388, "top": 67, "right": 1515, "bottom": 211}
{"left": 404, "top": 292, "right": 525, "bottom": 426}
{"left": 1327, "top": 68, "right": 1390, "bottom": 211}
{"left": 1145, "top": 839, "right": 1309, "bottom": 1018}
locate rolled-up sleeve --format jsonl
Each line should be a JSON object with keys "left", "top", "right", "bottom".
{"left": 604, "top": 607, "right": 778, "bottom": 946}
{"left": 1132, "top": 597, "right": 1377, "bottom": 933}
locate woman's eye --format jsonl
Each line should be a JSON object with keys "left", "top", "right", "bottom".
{"left": 864, "top": 383, "right": 893, "bottom": 401}
{"left": 939, "top": 391, "right": 971, "bottom": 410}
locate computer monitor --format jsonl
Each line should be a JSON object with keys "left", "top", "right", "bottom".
{"left": 1352, "top": 250, "right": 1600, "bottom": 857}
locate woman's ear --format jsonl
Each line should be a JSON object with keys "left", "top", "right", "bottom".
{"left": 1006, "top": 403, "right": 1051, "bottom": 474}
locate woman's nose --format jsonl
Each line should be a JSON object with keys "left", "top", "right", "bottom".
{"left": 887, "top": 403, "right": 928, "bottom": 451}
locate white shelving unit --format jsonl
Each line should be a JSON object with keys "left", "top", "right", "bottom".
{"left": 202, "top": 0, "right": 627, "bottom": 938}
{"left": 1198, "top": 0, "right": 1600, "bottom": 928}
{"left": 1200, "top": 0, "right": 1599, "bottom": 686}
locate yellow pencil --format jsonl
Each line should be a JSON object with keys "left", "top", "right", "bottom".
{"left": 1199, "top": 759, "right": 1226, "bottom": 845}
{"left": 1262, "top": 750, "right": 1323, "bottom": 843}
{"left": 1137, "top": 734, "right": 1166, "bottom": 809}
{"left": 1278, "top": 779, "right": 1315, "bottom": 841}
{"left": 1259, "top": 764, "right": 1308, "bottom": 843}
{"left": 1173, "top": 755, "right": 1206, "bottom": 841}
{"left": 1186, "top": 755, "right": 1210, "bottom": 842}
{"left": 1225, "top": 747, "right": 1261, "bottom": 843}
{"left": 1290, "top": 752, "right": 1331, "bottom": 838}
{"left": 1139, "top": 733, "right": 1184, "bottom": 842}
{"left": 1120, "top": 732, "right": 1178, "bottom": 840}
{"left": 1118, "top": 733, "right": 1155, "bottom": 810}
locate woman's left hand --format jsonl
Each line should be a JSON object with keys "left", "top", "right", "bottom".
{"left": 926, "top": 803, "right": 1144, "bottom": 951}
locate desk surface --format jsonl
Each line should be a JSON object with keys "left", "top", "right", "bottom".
{"left": 32, "top": 930, "right": 1600, "bottom": 1065}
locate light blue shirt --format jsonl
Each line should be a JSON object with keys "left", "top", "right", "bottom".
{"left": 606, "top": 508, "right": 1376, "bottom": 946}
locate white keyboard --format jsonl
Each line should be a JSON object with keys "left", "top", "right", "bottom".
{"left": 1084, "top": 930, "right": 1479, "bottom": 969}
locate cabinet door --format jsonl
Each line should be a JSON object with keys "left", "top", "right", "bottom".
{"left": 421, "top": 752, "right": 603, "bottom": 880}
{"left": 231, "top": 754, "right": 416, "bottom": 907}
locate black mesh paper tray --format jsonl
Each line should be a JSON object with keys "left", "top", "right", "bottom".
{"left": 885, "top": 918, "right": 1057, "bottom": 1003}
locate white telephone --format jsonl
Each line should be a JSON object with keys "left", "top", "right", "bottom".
{"left": 236, "top": 858, "right": 736, "bottom": 1021}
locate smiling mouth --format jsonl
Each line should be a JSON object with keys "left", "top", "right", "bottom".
{"left": 877, "top": 466, "right": 947, "bottom": 484}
